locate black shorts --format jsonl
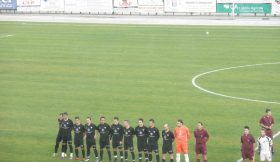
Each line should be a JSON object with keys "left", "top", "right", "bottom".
{"left": 56, "top": 133, "right": 62, "bottom": 143}
{"left": 86, "top": 139, "right": 96, "bottom": 149}
{"left": 74, "top": 138, "right": 84, "bottom": 147}
{"left": 124, "top": 141, "right": 134, "bottom": 151}
{"left": 137, "top": 141, "right": 148, "bottom": 152}
{"left": 148, "top": 142, "right": 158, "bottom": 152}
{"left": 112, "top": 140, "right": 122, "bottom": 148}
{"left": 62, "top": 134, "right": 72, "bottom": 143}
{"left": 100, "top": 140, "right": 110, "bottom": 149}
{"left": 162, "top": 144, "right": 173, "bottom": 154}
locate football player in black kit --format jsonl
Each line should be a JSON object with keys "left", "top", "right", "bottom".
{"left": 97, "top": 116, "right": 112, "bottom": 162}
{"left": 53, "top": 113, "right": 63, "bottom": 157}
{"left": 161, "top": 124, "right": 174, "bottom": 162}
{"left": 85, "top": 117, "right": 99, "bottom": 162}
{"left": 147, "top": 119, "right": 160, "bottom": 162}
{"left": 135, "top": 118, "right": 149, "bottom": 162}
{"left": 73, "top": 116, "right": 86, "bottom": 160}
{"left": 123, "top": 120, "right": 136, "bottom": 162}
{"left": 60, "top": 112, "right": 74, "bottom": 160}
{"left": 111, "top": 117, "right": 124, "bottom": 162}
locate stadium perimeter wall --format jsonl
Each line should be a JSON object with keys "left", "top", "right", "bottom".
{"left": 0, "top": 0, "right": 280, "bottom": 17}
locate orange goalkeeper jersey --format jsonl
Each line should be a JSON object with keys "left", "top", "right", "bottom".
{"left": 174, "top": 125, "right": 191, "bottom": 143}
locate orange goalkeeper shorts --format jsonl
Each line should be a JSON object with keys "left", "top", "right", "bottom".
{"left": 176, "top": 141, "right": 188, "bottom": 154}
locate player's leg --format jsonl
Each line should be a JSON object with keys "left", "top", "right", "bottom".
{"left": 100, "top": 141, "right": 104, "bottom": 162}
{"left": 81, "top": 144, "right": 86, "bottom": 160}
{"left": 106, "top": 144, "right": 112, "bottom": 162}
{"left": 148, "top": 144, "right": 153, "bottom": 162}
{"left": 67, "top": 140, "right": 74, "bottom": 160}
{"left": 144, "top": 143, "right": 149, "bottom": 162}
{"left": 154, "top": 144, "right": 160, "bottom": 162}
{"left": 169, "top": 153, "right": 174, "bottom": 162}
{"left": 113, "top": 147, "right": 117, "bottom": 162}
{"left": 175, "top": 142, "right": 181, "bottom": 162}
{"left": 162, "top": 153, "right": 166, "bottom": 162}
{"left": 74, "top": 138, "right": 79, "bottom": 160}
{"left": 130, "top": 146, "right": 136, "bottom": 162}
{"left": 202, "top": 145, "right": 208, "bottom": 162}
{"left": 119, "top": 142, "right": 124, "bottom": 162}
{"left": 53, "top": 134, "right": 62, "bottom": 157}
{"left": 183, "top": 143, "right": 189, "bottom": 162}
{"left": 124, "top": 144, "right": 129, "bottom": 162}
{"left": 92, "top": 140, "right": 99, "bottom": 161}
{"left": 113, "top": 140, "right": 118, "bottom": 162}
{"left": 61, "top": 138, "right": 67, "bottom": 159}
{"left": 138, "top": 142, "right": 143, "bottom": 162}
{"left": 75, "top": 146, "right": 80, "bottom": 160}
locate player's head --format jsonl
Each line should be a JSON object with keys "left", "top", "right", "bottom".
{"left": 124, "top": 120, "right": 129, "bottom": 127}
{"left": 100, "top": 116, "right": 106, "bottom": 124}
{"left": 63, "top": 112, "right": 68, "bottom": 120}
{"left": 75, "top": 116, "right": 81, "bottom": 124}
{"left": 163, "top": 123, "right": 169, "bottom": 131}
{"left": 244, "top": 126, "right": 250, "bottom": 135}
{"left": 177, "top": 119, "right": 183, "bottom": 127}
{"left": 59, "top": 113, "right": 63, "bottom": 120}
{"left": 113, "top": 116, "right": 119, "bottom": 125}
{"left": 149, "top": 119, "right": 155, "bottom": 127}
{"left": 86, "top": 117, "right": 92, "bottom": 125}
{"left": 138, "top": 118, "right": 144, "bottom": 127}
{"left": 266, "top": 108, "right": 272, "bottom": 116}
{"left": 260, "top": 129, "right": 266, "bottom": 137}
{"left": 197, "top": 122, "right": 203, "bottom": 130}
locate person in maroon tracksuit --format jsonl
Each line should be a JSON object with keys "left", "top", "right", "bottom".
{"left": 194, "top": 122, "right": 209, "bottom": 162}
{"left": 241, "top": 126, "right": 255, "bottom": 162}
{"left": 259, "top": 108, "right": 275, "bottom": 153}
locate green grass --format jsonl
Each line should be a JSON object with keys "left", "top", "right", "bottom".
{"left": 0, "top": 22, "right": 279, "bottom": 162}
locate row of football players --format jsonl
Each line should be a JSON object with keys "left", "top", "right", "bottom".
{"left": 53, "top": 112, "right": 209, "bottom": 162}
{"left": 241, "top": 108, "right": 275, "bottom": 162}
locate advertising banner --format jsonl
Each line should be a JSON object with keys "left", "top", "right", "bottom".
{"left": 40, "top": 0, "right": 64, "bottom": 11}
{"left": 164, "top": 0, "right": 216, "bottom": 12}
{"left": 272, "top": 0, "right": 280, "bottom": 14}
{"left": 138, "top": 0, "right": 163, "bottom": 13}
{"left": 114, "top": 0, "right": 138, "bottom": 8}
{"left": 17, "top": 0, "right": 40, "bottom": 6}
{"left": 0, "top": 0, "right": 16, "bottom": 9}
{"left": 217, "top": 3, "right": 271, "bottom": 13}
{"left": 217, "top": 0, "right": 271, "bottom": 3}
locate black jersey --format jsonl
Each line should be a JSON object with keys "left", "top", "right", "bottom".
{"left": 74, "top": 124, "right": 85, "bottom": 139}
{"left": 162, "top": 130, "right": 174, "bottom": 146}
{"left": 57, "top": 119, "right": 63, "bottom": 134}
{"left": 60, "top": 119, "right": 74, "bottom": 136}
{"left": 148, "top": 127, "right": 160, "bottom": 144}
{"left": 97, "top": 123, "right": 111, "bottom": 142}
{"left": 124, "top": 127, "right": 135, "bottom": 143}
{"left": 111, "top": 123, "right": 124, "bottom": 142}
{"left": 85, "top": 123, "right": 97, "bottom": 140}
{"left": 135, "top": 126, "right": 148, "bottom": 142}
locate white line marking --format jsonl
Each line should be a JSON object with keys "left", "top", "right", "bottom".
{"left": 0, "top": 34, "right": 14, "bottom": 38}
{"left": 236, "top": 131, "right": 280, "bottom": 162}
{"left": 191, "top": 62, "right": 280, "bottom": 105}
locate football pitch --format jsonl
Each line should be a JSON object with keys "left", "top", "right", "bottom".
{"left": 0, "top": 22, "right": 279, "bottom": 162}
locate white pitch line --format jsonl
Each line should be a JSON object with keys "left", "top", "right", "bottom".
{"left": 0, "top": 34, "right": 14, "bottom": 38}
{"left": 236, "top": 131, "right": 280, "bottom": 162}
{"left": 191, "top": 62, "right": 280, "bottom": 105}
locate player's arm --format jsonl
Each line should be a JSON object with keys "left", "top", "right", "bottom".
{"left": 205, "top": 131, "right": 209, "bottom": 142}
{"left": 171, "top": 132, "right": 175, "bottom": 142}
{"left": 240, "top": 136, "right": 243, "bottom": 151}
{"left": 95, "top": 124, "right": 99, "bottom": 139}
{"left": 144, "top": 126, "right": 149, "bottom": 138}
{"left": 186, "top": 128, "right": 191, "bottom": 140}
{"left": 120, "top": 125, "right": 124, "bottom": 142}
{"left": 155, "top": 128, "right": 160, "bottom": 141}
{"left": 109, "top": 125, "right": 113, "bottom": 141}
